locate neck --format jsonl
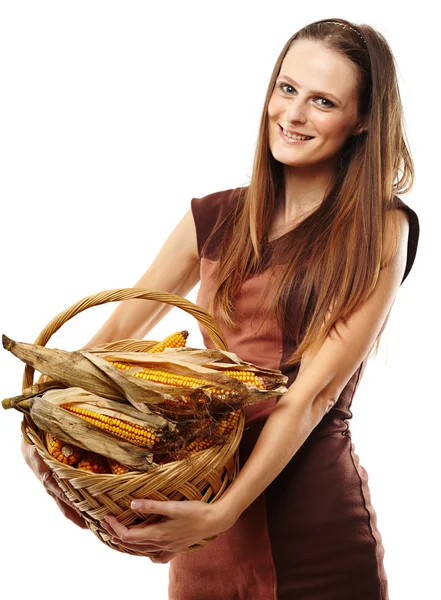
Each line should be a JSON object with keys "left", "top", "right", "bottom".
{"left": 279, "top": 162, "right": 338, "bottom": 223}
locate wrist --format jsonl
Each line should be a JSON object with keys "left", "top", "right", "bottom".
{"left": 211, "top": 495, "right": 242, "bottom": 531}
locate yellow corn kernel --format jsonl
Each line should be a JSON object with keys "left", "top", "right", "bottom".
{"left": 60, "top": 404, "right": 161, "bottom": 447}
{"left": 77, "top": 451, "right": 110, "bottom": 473}
{"left": 148, "top": 330, "right": 189, "bottom": 353}
{"left": 216, "top": 408, "right": 241, "bottom": 434}
{"left": 186, "top": 437, "right": 215, "bottom": 453}
{"left": 187, "top": 409, "right": 241, "bottom": 454}
{"left": 45, "top": 433, "right": 83, "bottom": 466}
{"left": 108, "top": 364, "right": 233, "bottom": 400}
{"left": 222, "top": 370, "right": 265, "bottom": 389}
{"left": 107, "top": 457, "right": 131, "bottom": 475}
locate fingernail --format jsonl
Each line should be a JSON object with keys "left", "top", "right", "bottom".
{"left": 131, "top": 500, "right": 141, "bottom": 509}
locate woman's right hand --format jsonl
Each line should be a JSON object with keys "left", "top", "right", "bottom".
{"left": 21, "top": 437, "right": 88, "bottom": 529}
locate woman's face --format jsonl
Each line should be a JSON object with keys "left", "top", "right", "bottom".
{"left": 268, "top": 39, "right": 366, "bottom": 171}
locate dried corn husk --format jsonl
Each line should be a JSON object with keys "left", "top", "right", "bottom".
{"left": 84, "top": 351, "right": 251, "bottom": 414}
{"left": 2, "top": 335, "right": 288, "bottom": 420}
{"left": 96, "top": 347, "right": 288, "bottom": 394}
{"left": 29, "top": 387, "right": 239, "bottom": 468}
{"left": 1, "top": 379, "right": 68, "bottom": 411}
{"left": 2, "top": 334, "right": 125, "bottom": 402}
{"left": 29, "top": 387, "right": 181, "bottom": 471}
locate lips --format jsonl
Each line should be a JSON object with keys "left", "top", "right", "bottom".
{"left": 278, "top": 124, "right": 314, "bottom": 138}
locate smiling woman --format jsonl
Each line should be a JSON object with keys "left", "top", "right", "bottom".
{"left": 163, "top": 17, "right": 419, "bottom": 600}
{"left": 12, "top": 13, "right": 421, "bottom": 600}
{"left": 267, "top": 38, "right": 367, "bottom": 179}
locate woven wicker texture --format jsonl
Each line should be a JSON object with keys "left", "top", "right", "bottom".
{"left": 19, "top": 288, "right": 245, "bottom": 557}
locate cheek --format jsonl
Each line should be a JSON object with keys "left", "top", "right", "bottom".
{"left": 317, "top": 115, "right": 350, "bottom": 140}
{"left": 267, "top": 95, "right": 283, "bottom": 119}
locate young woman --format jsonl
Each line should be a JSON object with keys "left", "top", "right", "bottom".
{"left": 23, "top": 17, "right": 419, "bottom": 599}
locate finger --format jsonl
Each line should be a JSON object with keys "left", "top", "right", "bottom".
{"left": 43, "top": 473, "right": 71, "bottom": 504}
{"left": 150, "top": 551, "right": 179, "bottom": 564}
{"left": 101, "top": 518, "right": 153, "bottom": 544}
{"left": 101, "top": 521, "right": 162, "bottom": 551}
{"left": 110, "top": 537, "right": 164, "bottom": 553}
{"left": 72, "top": 513, "right": 89, "bottom": 530}
{"left": 131, "top": 518, "right": 164, "bottom": 529}
{"left": 104, "top": 515, "right": 134, "bottom": 541}
{"left": 100, "top": 519, "right": 119, "bottom": 538}
{"left": 131, "top": 499, "right": 181, "bottom": 518}
{"left": 43, "top": 473, "right": 69, "bottom": 502}
{"left": 101, "top": 517, "right": 165, "bottom": 549}
{"left": 105, "top": 514, "right": 165, "bottom": 544}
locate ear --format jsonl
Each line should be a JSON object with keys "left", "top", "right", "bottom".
{"left": 352, "top": 123, "right": 367, "bottom": 136}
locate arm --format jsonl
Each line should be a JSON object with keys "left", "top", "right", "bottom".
{"left": 82, "top": 207, "right": 200, "bottom": 348}
{"left": 214, "top": 210, "right": 410, "bottom": 526}
{"left": 21, "top": 439, "right": 89, "bottom": 529}
{"left": 26, "top": 205, "right": 201, "bottom": 526}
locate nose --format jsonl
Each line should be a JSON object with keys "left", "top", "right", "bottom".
{"left": 284, "top": 97, "right": 308, "bottom": 123}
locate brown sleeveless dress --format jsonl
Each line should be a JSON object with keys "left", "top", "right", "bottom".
{"left": 168, "top": 187, "right": 420, "bottom": 600}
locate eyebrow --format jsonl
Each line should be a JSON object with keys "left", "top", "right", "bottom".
{"left": 277, "top": 74, "right": 342, "bottom": 104}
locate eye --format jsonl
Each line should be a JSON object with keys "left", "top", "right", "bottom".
{"left": 277, "top": 83, "right": 334, "bottom": 108}
{"left": 315, "top": 97, "right": 334, "bottom": 108}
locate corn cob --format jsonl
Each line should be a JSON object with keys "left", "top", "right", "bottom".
{"left": 2, "top": 335, "right": 289, "bottom": 413}
{"left": 77, "top": 451, "right": 111, "bottom": 473}
{"left": 186, "top": 437, "right": 214, "bottom": 453}
{"left": 109, "top": 363, "right": 234, "bottom": 400}
{"left": 148, "top": 330, "right": 189, "bottom": 353}
{"left": 107, "top": 457, "right": 132, "bottom": 475}
{"left": 157, "top": 394, "right": 192, "bottom": 407}
{"left": 221, "top": 370, "right": 266, "bottom": 389}
{"left": 155, "top": 392, "right": 211, "bottom": 410}
{"left": 216, "top": 408, "right": 241, "bottom": 434}
{"left": 186, "top": 409, "right": 241, "bottom": 454}
{"left": 45, "top": 432, "right": 83, "bottom": 465}
{"left": 60, "top": 403, "right": 161, "bottom": 447}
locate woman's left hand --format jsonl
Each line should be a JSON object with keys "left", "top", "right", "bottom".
{"left": 101, "top": 498, "right": 233, "bottom": 561}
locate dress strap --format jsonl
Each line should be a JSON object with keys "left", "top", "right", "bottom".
{"left": 392, "top": 197, "right": 420, "bottom": 285}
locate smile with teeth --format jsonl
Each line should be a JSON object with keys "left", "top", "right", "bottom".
{"left": 280, "top": 126, "right": 314, "bottom": 141}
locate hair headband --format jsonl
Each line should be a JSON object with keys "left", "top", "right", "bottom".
{"left": 323, "top": 21, "right": 367, "bottom": 45}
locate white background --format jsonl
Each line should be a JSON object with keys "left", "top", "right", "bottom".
{"left": 1, "top": 1, "right": 438, "bottom": 599}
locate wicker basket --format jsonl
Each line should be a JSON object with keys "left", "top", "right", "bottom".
{"left": 19, "top": 288, "right": 245, "bottom": 557}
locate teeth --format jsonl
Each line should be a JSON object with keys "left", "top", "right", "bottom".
{"left": 282, "top": 128, "right": 313, "bottom": 141}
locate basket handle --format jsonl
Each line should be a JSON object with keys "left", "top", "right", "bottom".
{"left": 22, "top": 287, "right": 228, "bottom": 390}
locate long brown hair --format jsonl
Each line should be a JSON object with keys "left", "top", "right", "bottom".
{"left": 206, "top": 17, "right": 414, "bottom": 367}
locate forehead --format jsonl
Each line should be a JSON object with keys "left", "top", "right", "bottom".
{"left": 279, "top": 40, "right": 360, "bottom": 104}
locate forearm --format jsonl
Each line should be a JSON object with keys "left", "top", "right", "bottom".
{"left": 214, "top": 389, "right": 330, "bottom": 526}
{"left": 81, "top": 261, "right": 200, "bottom": 349}
{"left": 82, "top": 300, "right": 173, "bottom": 349}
